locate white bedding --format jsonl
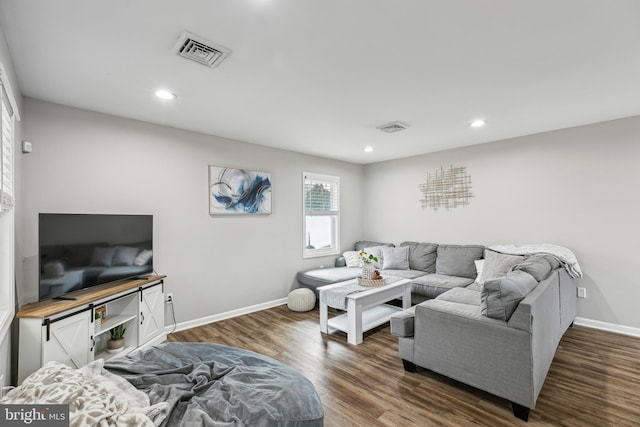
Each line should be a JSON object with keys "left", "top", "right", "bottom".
{"left": 0, "top": 359, "right": 169, "bottom": 427}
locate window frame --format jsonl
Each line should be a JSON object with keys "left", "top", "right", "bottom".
{"left": 302, "top": 172, "right": 340, "bottom": 259}
{"left": 0, "top": 63, "right": 19, "bottom": 339}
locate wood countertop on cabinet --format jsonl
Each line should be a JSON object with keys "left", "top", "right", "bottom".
{"left": 17, "top": 275, "right": 166, "bottom": 319}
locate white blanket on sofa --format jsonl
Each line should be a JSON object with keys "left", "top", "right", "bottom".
{"left": 488, "top": 243, "right": 583, "bottom": 279}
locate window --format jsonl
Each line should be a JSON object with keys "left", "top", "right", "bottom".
{"left": 0, "top": 82, "right": 14, "bottom": 211}
{"left": 303, "top": 172, "right": 340, "bottom": 258}
{"left": 0, "top": 64, "right": 17, "bottom": 340}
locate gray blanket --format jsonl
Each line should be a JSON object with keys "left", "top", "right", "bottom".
{"left": 105, "top": 342, "right": 324, "bottom": 427}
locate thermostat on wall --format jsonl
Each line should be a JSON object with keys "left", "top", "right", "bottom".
{"left": 22, "top": 140, "right": 32, "bottom": 153}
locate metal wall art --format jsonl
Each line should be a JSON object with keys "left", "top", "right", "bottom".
{"left": 419, "top": 165, "right": 473, "bottom": 211}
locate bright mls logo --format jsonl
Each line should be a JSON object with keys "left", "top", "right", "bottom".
{"left": 0, "top": 404, "right": 68, "bottom": 426}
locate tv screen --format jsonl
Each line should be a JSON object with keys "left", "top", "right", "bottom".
{"left": 39, "top": 213, "right": 153, "bottom": 301}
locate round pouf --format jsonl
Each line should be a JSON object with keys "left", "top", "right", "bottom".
{"left": 287, "top": 288, "right": 316, "bottom": 312}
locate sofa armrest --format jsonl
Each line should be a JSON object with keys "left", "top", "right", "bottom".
{"left": 390, "top": 306, "right": 416, "bottom": 337}
{"left": 413, "top": 300, "right": 536, "bottom": 408}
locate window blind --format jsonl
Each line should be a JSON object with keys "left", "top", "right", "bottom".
{"left": 0, "top": 85, "right": 14, "bottom": 211}
{"left": 304, "top": 175, "right": 339, "bottom": 214}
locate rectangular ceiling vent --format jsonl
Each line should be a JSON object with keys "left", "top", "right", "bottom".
{"left": 173, "top": 31, "right": 231, "bottom": 68}
{"left": 377, "top": 121, "right": 410, "bottom": 133}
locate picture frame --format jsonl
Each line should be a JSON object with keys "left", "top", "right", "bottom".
{"left": 209, "top": 165, "right": 272, "bottom": 215}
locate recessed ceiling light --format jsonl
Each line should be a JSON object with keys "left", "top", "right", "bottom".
{"left": 364, "top": 146, "right": 374, "bottom": 153}
{"left": 155, "top": 89, "right": 176, "bottom": 100}
{"left": 470, "top": 119, "right": 486, "bottom": 128}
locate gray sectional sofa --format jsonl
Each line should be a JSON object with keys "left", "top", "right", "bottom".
{"left": 297, "top": 240, "right": 484, "bottom": 303}
{"left": 297, "top": 240, "right": 579, "bottom": 421}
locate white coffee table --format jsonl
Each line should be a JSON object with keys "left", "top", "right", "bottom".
{"left": 318, "top": 277, "right": 411, "bottom": 345}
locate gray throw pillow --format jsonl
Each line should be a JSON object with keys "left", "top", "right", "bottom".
{"left": 112, "top": 246, "right": 140, "bottom": 266}
{"left": 512, "top": 256, "right": 553, "bottom": 282}
{"left": 400, "top": 241, "right": 438, "bottom": 272}
{"left": 481, "top": 270, "right": 538, "bottom": 321}
{"left": 90, "top": 247, "right": 116, "bottom": 267}
{"left": 478, "top": 250, "right": 524, "bottom": 284}
{"left": 382, "top": 246, "right": 410, "bottom": 270}
{"left": 353, "top": 241, "right": 394, "bottom": 251}
{"left": 539, "top": 254, "right": 561, "bottom": 270}
{"left": 435, "top": 244, "right": 484, "bottom": 279}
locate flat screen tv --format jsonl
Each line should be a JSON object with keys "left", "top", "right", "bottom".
{"left": 39, "top": 213, "right": 153, "bottom": 301}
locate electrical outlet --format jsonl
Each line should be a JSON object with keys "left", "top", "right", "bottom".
{"left": 577, "top": 287, "right": 587, "bottom": 298}
{"left": 166, "top": 293, "right": 174, "bottom": 303}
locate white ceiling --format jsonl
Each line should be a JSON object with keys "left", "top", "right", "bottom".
{"left": 1, "top": 0, "right": 639, "bottom": 164}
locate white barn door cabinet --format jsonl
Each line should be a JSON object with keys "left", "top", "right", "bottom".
{"left": 17, "top": 276, "right": 166, "bottom": 383}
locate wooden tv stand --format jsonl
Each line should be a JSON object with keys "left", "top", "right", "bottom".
{"left": 17, "top": 275, "right": 166, "bottom": 383}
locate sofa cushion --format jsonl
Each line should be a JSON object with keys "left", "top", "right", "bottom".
{"left": 296, "top": 267, "right": 360, "bottom": 289}
{"left": 342, "top": 251, "right": 362, "bottom": 268}
{"left": 390, "top": 306, "right": 416, "bottom": 337}
{"left": 436, "top": 287, "right": 481, "bottom": 306}
{"left": 380, "top": 269, "right": 427, "bottom": 280}
{"left": 382, "top": 246, "right": 410, "bottom": 270}
{"left": 353, "top": 241, "right": 394, "bottom": 251}
{"left": 400, "top": 242, "right": 438, "bottom": 273}
{"left": 481, "top": 270, "right": 538, "bottom": 321}
{"left": 512, "top": 256, "right": 553, "bottom": 282}
{"left": 417, "top": 298, "right": 484, "bottom": 320}
{"left": 411, "top": 274, "right": 474, "bottom": 299}
{"left": 478, "top": 250, "right": 524, "bottom": 284}
{"left": 436, "top": 244, "right": 484, "bottom": 279}
{"left": 465, "top": 281, "right": 483, "bottom": 292}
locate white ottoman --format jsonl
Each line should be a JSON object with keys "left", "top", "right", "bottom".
{"left": 287, "top": 288, "right": 316, "bottom": 312}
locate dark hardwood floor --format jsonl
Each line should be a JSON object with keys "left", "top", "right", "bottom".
{"left": 167, "top": 305, "right": 640, "bottom": 426}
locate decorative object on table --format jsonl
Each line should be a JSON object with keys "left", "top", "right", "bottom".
{"left": 94, "top": 312, "right": 101, "bottom": 333}
{"left": 359, "top": 251, "right": 378, "bottom": 279}
{"left": 419, "top": 165, "right": 473, "bottom": 211}
{"left": 287, "top": 288, "right": 316, "bottom": 312}
{"left": 95, "top": 305, "right": 107, "bottom": 324}
{"left": 358, "top": 269, "right": 385, "bottom": 287}
{"left": 209, "top": 165, "right": 272, "bottom": 215}
{"left": 107, "top": 324, "right": 126, "bottom": 354}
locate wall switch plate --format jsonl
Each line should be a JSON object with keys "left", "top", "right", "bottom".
{"left": 165, "top": 293, "right": 173, "bottom": 303}
{"left": 577, "top": 287, "right": 587, "bottom": 298}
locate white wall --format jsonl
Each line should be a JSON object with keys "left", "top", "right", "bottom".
{"left": 364, "top": 116, "right": 640, "bottom": 329}
{"left": 20, "top": 98, "right": 364, "bottom": 323}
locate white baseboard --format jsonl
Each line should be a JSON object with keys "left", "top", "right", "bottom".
{"left": 165, "top": 297, "right": 288, "bottom": 334}
{"left": 164, "top": 304, "right": 640, "bottom": 339}
{"left": 574, "top": 317, "right": 640, "bottom": 338}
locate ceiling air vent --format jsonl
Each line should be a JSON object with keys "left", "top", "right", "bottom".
{"left": 376, "top": 121, "right": 410, "bottom": 133}
{"left": 173, "top": 31, "right": 231, "bottom": 68}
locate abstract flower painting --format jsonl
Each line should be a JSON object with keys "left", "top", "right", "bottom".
{"left": 209, "top": 166, "right": 272, "bottom": 215}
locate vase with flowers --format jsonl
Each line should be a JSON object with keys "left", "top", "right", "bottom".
{"left": 358, "top": 251, "right": 378, "bottom": 280}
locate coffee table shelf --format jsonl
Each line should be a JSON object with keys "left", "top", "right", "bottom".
{"left": 326, "top": 304, "right": 402, "bottom": 335}
{"left": 319, "top": 277, "right": 411, "bottom": 345}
